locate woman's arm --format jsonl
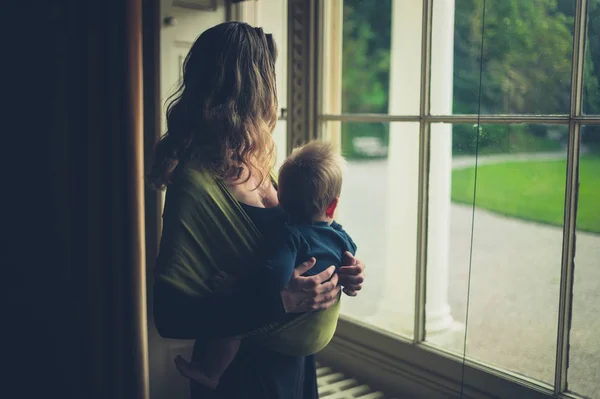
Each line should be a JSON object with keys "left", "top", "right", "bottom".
{"left": 153, "top": 267, "right": 283, "bottom": 340}
{"left": 266, "top": 228, "right": 342, "bottom": 313}
{"left": 330, "top": 221, "right": 363, "bottom": 296}
{"left": 281, "top": 261, "right": 340, "bottom": 312}
{"left": 154, "top": 258, "right": 340, "bottom": 340}
{"left": 153, "top": 171, "right": 340, "bottom": 340}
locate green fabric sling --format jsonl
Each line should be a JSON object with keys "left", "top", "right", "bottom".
{"left": 155, "top": 160, "right": 340, "bottom": 356}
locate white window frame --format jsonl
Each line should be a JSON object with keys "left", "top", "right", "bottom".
{"left": 312, "top": 0, "right": 598, "bottom": 398}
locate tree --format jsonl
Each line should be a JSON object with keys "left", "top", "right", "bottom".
{"left": 342, "top": 0, "right": 391, "bottom": 113}
{"left": 452, "top": 0, "right": 574, "bottom": 153}
{"left": 341, "top": 0, "right": 598, "bottom": 155}
{"left": 454, "top": 0, "right": 573, "bottom": 115}
{"left": 341, "top": 0, "right": 392, "bottom": 158}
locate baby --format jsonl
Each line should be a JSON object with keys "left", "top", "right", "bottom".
{"left": 174, "top": 140, "right": 357, "bottom": 389}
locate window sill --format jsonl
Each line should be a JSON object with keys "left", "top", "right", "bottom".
{"left": 317, "top": 317, "right": 583, "bottom": 399}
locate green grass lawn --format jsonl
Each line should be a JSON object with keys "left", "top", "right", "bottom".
{"left": 451, "top": 157, "right": 600, "bottom": 234}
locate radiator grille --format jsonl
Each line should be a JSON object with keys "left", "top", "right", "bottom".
{"left": 316, "top": 363, "right": 394, "bottom": 399}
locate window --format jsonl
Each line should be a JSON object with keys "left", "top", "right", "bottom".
{"left": 568, "top": 127, "right": 600, "bottom": 399}
{"left": 317, "top": 0, "right": 600, "bottom": 397}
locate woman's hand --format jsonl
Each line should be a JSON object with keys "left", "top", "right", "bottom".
{"left": 338, "top": 252, "right": 365, "bottom": 297}
{"left": 280, "top": 258, "right": 341, "bottom": 313}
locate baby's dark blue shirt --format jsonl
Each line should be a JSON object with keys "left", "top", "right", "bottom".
{"left": 239, "top": 203, "right": 358, "bottom": 289}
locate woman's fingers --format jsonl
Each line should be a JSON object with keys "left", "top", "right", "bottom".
{"left": 293, "top": 270, "right": 340, "bottom": 311}
{"left": 310, "top": 285, "right": 341, "bottom": 311}
{"left": 313, "top": 273, "right": 338, "bottom": 294}
{"left": 307, "top": 273, "right": 339, "bottom": 310}
{"left": 328, "top": 272, "right": 340, "bottom": 287}
{"left": 341, "top": 251, "right": 358, "bottom": 266}
{"left": 340, "top": 280, "right": 363, "bottom": 292}
{"left": 338, "top": 263, "right": 364, "bottom": 286}
{"left": 338, "top": 264, "right": 362, "bottom": 275}
{"left": 282, "top": 261, "right": 348, "bottom": 313}
{"left": 294, "top": 257, "right": 317, "bottom": 276}
{"left": 343, "top": 284, "right": 361, "bottom": 293}
{"left": 294, "top": 265, "right": 336, "bottom": 290}
{"left": 311, "top": 265, "right": 336, "bottom": 284}
{"left": 338, "top": 256, "right": 365, "bottom": 295}
{"left": 338, "top": 271, "right": 364, "bottom": 286}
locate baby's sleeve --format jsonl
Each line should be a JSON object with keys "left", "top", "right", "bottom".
{"left": 331, "top": 220, "right": 358, "bottom": 256}
{"left": 264, "top": 226, "right": 306, "bottom": 290}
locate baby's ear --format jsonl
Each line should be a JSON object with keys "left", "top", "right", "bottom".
{"left": 326, "top": 197, "right": 339, "bottom": 218}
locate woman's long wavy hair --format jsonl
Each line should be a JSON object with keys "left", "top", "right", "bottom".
{"left": 149, "top": 22, "right": 279, "bottom": 190}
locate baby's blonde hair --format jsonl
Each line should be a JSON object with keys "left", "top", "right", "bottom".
{"left": 278, "top": 141, "right": 345, "bottom": 221}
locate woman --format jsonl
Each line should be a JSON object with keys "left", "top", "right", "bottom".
{"left": 149, "top": 22, "right": 365, "bottom": 399}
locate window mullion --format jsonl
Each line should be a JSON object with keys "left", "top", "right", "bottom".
{"left": 321, "top": 113, "right": 600, "bottom": 124}
{"left": 414, "top": 0, "right": 434, "bottom": 344}
{"left": 554, "top": 0, "right": 588, "bottom": 394}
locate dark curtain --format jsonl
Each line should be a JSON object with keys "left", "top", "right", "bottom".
{"left": 5, "top": 0, "right": 149, "bottom": 398}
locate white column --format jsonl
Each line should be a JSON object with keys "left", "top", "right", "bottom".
{"left": 371, "top": 0, "right": 455, "bottom": 337}
{"left": 427, "top": 0, "right": 455, "bottom": 333}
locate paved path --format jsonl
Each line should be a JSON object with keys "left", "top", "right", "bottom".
{"left": 337, "top": 158, "right": 600, "bottom": 398}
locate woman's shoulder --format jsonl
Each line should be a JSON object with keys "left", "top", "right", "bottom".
{"left": 171, "top": 161, "right": 215, "bottom": 187}
{"left": 162, "top": 162, "right": 230, "bottom": 217}
{"left": 166, "top": 161, "right": 227, "bottom": 201}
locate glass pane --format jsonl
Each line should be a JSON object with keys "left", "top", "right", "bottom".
{"left": 337, "top": 0, "right": 422, "bottom": 115}
{"left": 584, "top": 2, "right": 600, "bottom": 115}
{"left": 431, "top": 0, "right": 574, "bottom": 115}
{"left": 449, "top": 124, "right": 567, "bottom": 385}
{"left": 566, "top": 126, "right": 600, "bottom": 398}
{"left": 325, "top": 121, "right": 420, "bottom": 339}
